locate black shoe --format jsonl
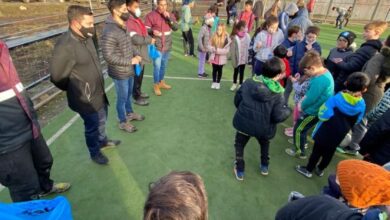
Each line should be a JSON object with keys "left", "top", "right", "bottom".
{"left": 134, "top": 98, "right": 149, "bottom": 106}
{"left": 314, "top": 167, "right": 324, "bottom": 177}
{"left": 140, "top": 92, "right": 149, "bottom": 99}
{"left": 91, "top": 153, "right": 109, "bottom": 165}
{"left": 101, "top": 139, "right": 121, "bottom": 150}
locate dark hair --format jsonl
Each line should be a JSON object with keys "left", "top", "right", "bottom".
{"left": 144, "top": 171, "right": 208, "bottom": 220}
{"left": 345, "top": 72, "right": 370, "bottom": 92}
{"left": 332, "top": 6, "right": 336, "bottom": 10}
{"left": 107, "top": 0, "right": 126, "bottom": 13}
{"left": 209, "top": 4, "right": 219, "bottom": 16}
{"left": 299, "top": 50, "right": 323, "bottom": 70}
{"left": 67, "top": 5, "right": 93, "bottom": 23}
{"left": 305, "top": 26, "right": 320, "bottom": 36}
{"left": 231, "top": 20, "right": 246, "bottom": 36}
{"left": 126, "top": 0, "right": 139, "bottom": 6}
{"left": 245, "top": 0, "right": 253, "bottom": 6}
{"left": 274, "top": 45, "right": 288, "bottom": 59}
{"left": 261, "top": 57, "right": 285, "bottom": 78}
{"left": 261, "top": 15, "right": 279, "bottom": 30}
{"left": 287, "top": 25, "right": 300, "bottom": 37}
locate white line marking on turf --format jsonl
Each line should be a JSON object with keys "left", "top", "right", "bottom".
{"left": 144, "top": 74, "right": 232, "bottom": 82}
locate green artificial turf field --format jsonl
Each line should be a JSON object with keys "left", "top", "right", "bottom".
{"left": 1, "top": 22, "right": 388, "bottom": 219}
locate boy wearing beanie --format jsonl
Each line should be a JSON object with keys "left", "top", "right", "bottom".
{"left": 296, "top": 72, "right": 369, "bottom": 178}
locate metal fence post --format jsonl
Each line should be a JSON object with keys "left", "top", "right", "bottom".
{"left": 324, "top": 0, "right": 334, "bottom": 22}
{"left": 371, "top": 0, "right": 382, "bottom": 21}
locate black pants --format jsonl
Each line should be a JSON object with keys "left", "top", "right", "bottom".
{"left": 133, "top": 65, "right": 145, "bottom": 100}
{"left": 0, "top": 135, "right": 54, "bottom": 202}
{"left": 212, "top": 64, "right": 223, "bottom": 83}
{"left": 306, "top": 142, "right": 338, "bottom": 172}
{"left": 226, "top": 7, "right": 231, "bottom": 25}
{"left": 293, "top": 114, "right": 319, "bottom": 154}
{"left": 233, "top": 64, "right": 245, "bottom": 84}
{"left": 283, "top": 77, "right": 293, "bottom": 106}
{"left": 182, "top": 29, "right": 195, "bottom": 56}
{"left": 234, "top": 132, "right": 270, "bottom": 172}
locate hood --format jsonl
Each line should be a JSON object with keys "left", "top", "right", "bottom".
{"left": 334, "top": 92, "right": 365, "bottom": 116}
{"left": 361, "top": 39, "right": 382, "bottom": 52}
{"left": 296, "top": 7, "right": 309, "bottom": 18}
{"left": 285, "top": 2, "right": 299, "bottom": 16}
{"left": 247, "top": 78, "right": 274, "bottom": 102}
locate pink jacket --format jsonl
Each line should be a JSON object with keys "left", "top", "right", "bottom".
{"left": 209, "top": 36, "right": 231, "bottom": 65}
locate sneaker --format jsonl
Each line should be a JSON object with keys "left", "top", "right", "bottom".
{"left": 234, "top": 164, "right": 244, "bottom": 181}
{"left": 337, "top": 146, "right": 359, "bottom": 156}
{"left": 314, "top": 167, "right": 324, "bottom": 177}
{"left": 284, "top": 129, "right": 293, "bottom": 137}
{"left": 288, "top": 191, "right": 305, "bottom": 202}
{"left": 285, "top": 148, "right": 300, "bottom": 157}
{"left": 198, "top": 73, "right": 208, "bottom": 78}
{"left": 230, "top": 83, "right": 238, "bottom": 91}
{"left": 101, "top": 139, "right": 121, "bottom": 150}
{"left": 133, "top": 98, "right": 149, "bottom": 106}
{"left": 184, "top": 53, "right": 189, "bottom": 56}
{"left": 299, "top": 153, "right": 307, "bottom": 160}
{"left": 40, "top": 182, "right": 71, "bottom": 197}
{"left": 260, "top": 164, "right": 269, "bottom": 176}
{"left": 119, "top": 122, "right": 137, "bottom": 133}
{"left": 211, "top": 83, "right": 217, "bottom": 89}
{"left": 140, "top": 92, "right": 149, "bottom": 99}
{"left": 295, "top": 165, "right": 312, "bottom": 178}
{"left": 215, "top": 83, "right": 221, "bottom": 90}
{"left": 91, "top": 153, "right": 109, "bottom": 165}
{"left": 288, "top": 139, "right": 308, "bottom": 149}
{"left": 126, "top": 112, "right": 145, "bottom": 121}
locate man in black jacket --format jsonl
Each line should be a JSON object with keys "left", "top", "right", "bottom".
{"left": 1, "top": 40, "right": 70, "bottom": 201}
{"left": 232, "top": 57, "right": 291, "bottom": 181}
{"left": 102, "top": 0, "right": 145, "bottom": 133}
{"left": 50, "top": 5, "right": 120, "bottom": 165}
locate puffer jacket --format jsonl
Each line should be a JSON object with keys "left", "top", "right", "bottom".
{"left": 287, "top": 9, "right": 313, "bottom": 36}
{"left": 231, "top": 34, "right": 251, "bottom": 68}
{"left": 291, "top": 39, "right": 322, "bottom": 75}
{"left": 233, "top": 77, "right": 291, "bottom": 139}
{"left": 101, "top": 16, "right": 139, "bottom": 80}
{"left": 198, "top": 24, "right": 212, "bottom": 52}
{"left": 334, "top": 39, "right": 382, "bottom": 92}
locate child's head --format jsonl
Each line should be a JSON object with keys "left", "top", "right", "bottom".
{"left": 332, "top": 6, "right": 336, "bottom": 11}
{"left": 299, "top": 50, "right": 324, "bottom": 76}
{"left": 244, "top": 0, "right": 253, "bottom": 11}
{"left": 363, "top": 21, "right": 388, "bottom": 41}
{"left": 287, "top": 25, "right": 301, "bottom": 41}
{"left": 216, "top": 23, "right": 226, "bottom": 36}
{"left": 261, "top": 57, "right": 286, "bottom": 79}
{"left": 262, "top": 15, "right": 279, "bottom": 34}
{"left": 285, "top": 2, "right": 299, "bottom": 16}
{"left": 212, "top": 23, "right": 227, "bottom": 47}
{"left": 337, "top": 31, "right": 356, "bottom": 49}
{"left": 344, "top": 72, "right": 369, "bottom": 93}
{"left": 231, "top": 20, "right": 246, "bottom": 36}
{"left": 305, "top": 26, "right": 320, "bottom": 44}
{"left": 144, "top": 171, "right": 208, "bottom": 220}
{"left": 273, "top": 45, "right": 288, "bottom": 59}
{"left": 204, "top": 14, "right": 214, "bottom": 27}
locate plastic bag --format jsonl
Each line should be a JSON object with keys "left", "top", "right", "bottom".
{"left": 0, "top": 196, "right": 73, "bottom": 220}
{"left": 148, "top": 44, "right": 160, "bottom": 60}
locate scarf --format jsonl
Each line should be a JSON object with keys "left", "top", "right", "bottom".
{"left": 254, "top": 75, "right": 284, "bottom": 93}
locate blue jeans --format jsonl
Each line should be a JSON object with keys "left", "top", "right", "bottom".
{"left": 153, "top": 50, "right": 170, "bottom": 84}
{"left": 79, "top": 106, "right": 108, "bottom": 157}
{"left": 113, "top": 77, "right": 134, "bottom": 123}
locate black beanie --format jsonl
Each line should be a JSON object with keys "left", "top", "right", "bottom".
{"left": 338, "top": 31, "right": 356, "bottom": 46}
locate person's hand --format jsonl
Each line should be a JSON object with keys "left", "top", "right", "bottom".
{"left": 153, "top": 30, "right": 162, "bottom": 37}
{"left": 287, "top": 49, "right": 293, "bottom": 57}
{"left": 332, "top": 58, "right": 343, "bottom": 63}
{"left": 289, "top": 75, "right": 297, "bottom": 83}
{"left": 256, "top": 41, "right": 262, "bottom": 49}
{"left": 305, "top": 43, "right": 312, "bottom": 51}
{"left": 131, "top": 56, "right": 142, "bottom": 64}
{"left": 163, "top": 11, "right": 170, "bottom": 18}
{"left": 150, "top": 38, "right": 156, "bottom": 44}
{"left": 297, "top": 101, "right": 302, "bottom": 112}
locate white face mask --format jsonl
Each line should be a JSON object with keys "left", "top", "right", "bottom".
{"left": 135, "top": 8, "right": 142, "bottom": 17}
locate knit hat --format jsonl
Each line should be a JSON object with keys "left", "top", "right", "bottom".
{"left": 337, "top": 159, "right": 390, "bottom": 209}
{"left": 338, "top": 31, "right": 356, "bottom": 47}
{"left": 285, "top": 2, "right": 299, "bottom": 16}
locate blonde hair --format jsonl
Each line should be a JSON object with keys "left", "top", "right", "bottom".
{"left": 364, "top": 21, "right": 388, "bottom": 36}
{"left": 211, "top": 23, "right": 228, "bottom": 48}
{"left": 296, "top": 0, "right": 305, "bottom": 8}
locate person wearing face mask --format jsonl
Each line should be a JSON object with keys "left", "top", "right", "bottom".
{"left": 50, "top": 5, "right": 120, "bottom": 165}
{"left": 278, "top": 2, "right": 299, "bottom": 37}
{"left": 144, "top": 0, "right": 179, "bottom": 96}
{"left": 126, "top": 0, "right": 156, "bottom": 106}
{"left": 102, "top": 0, "right": 145, "bottom": 134}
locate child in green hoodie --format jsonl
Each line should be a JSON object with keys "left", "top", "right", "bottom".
{"left": 285, "top": 51, "right": 334, "bottom": 159}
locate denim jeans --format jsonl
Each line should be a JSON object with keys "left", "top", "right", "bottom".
{"left": 113, "top": 77, "right": 134, "bottom": 123}
{"left": 79, "top": 106, "right": 108, "bottom": 157}
{"left": 153, "top": 50, "right": 170, "bottom": 84}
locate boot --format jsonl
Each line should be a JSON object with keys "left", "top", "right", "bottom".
{"left": 159, "top": 80, "right": 172, "bottom": 89}
{"left": 153, "top": 84, "right": 162, "bottom": 96}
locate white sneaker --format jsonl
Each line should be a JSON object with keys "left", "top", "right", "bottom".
{"left": 215, "top": 83, "right": 221, "bottom": 90}
{"left": 237, "top": 84, "right": 241, "bottom": 90}
{"left": 230, "top": 83, "right": 237, "bottom": 91}
{"left": 211, "top": 82, "right": 217, "bottom": 89}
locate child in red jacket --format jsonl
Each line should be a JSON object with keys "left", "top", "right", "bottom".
{"left": 274, "top": 45, "right": 291, "bottom": 87}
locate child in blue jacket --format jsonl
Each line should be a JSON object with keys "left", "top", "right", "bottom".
{"left": 296, "top": 72, "right": 369, "bottom": 178}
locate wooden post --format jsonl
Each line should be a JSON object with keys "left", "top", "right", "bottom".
{"left": 323, "top": 0, "right": 334, "bottom": 22}
{"left": 371, "top": 0, "right": 382, "bottom": 21}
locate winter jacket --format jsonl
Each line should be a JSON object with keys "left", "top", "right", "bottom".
{"left": 209, "top": 35, "right": 231, "bottom": 65}
{"left": 367, "top": 89, "right": 390, "bottom": 128}
{"left": 181, "top": 5, "right": 192, "bottom": 32}
{"left": 279, "top": 11, "right": 289, "bottom": 36}
{"left": 325, "top": 47, "right": 353, "bottom": 77}
{"left": 233, "top": 76, "right": 291, "bottom": 139}
{"left": 127, "top": 14, "right": 153, "bottom": 64}
{"left": 301, "top": 71, "right": 334, "bottom": 115}
{"left": 238, "top": 11, "right": 255, "bottom": 32}
{"left": 334, "top": 39, "right": 382, "bottom": 92}
{"left": 361, "top": 46, "right": 390, "bottom": 113}
{"left": 281, "top": 38, "right": 298, "bottom": 72}
{"left": 275, "top": 195, "right": 363, "bottom": 220}
{"left": 313, "top": 92, "right": 365, "bottom": 147}
{"left": 50, "top": 30, "right": 108, "bottom": 114}
{"left": 198, "top": 24, "right": 212, "bottom": 52}
{"left": 360, "top": 109, "right": 390, "bottom": 166}
{"left": 101, "top": 16, "right": 139, "bottom": 80}
{"left": 253, "top": 29, "right": 284, "bottom": 62}
{"left": 291, "top": 39, "right": 322, "bottom": 75}
{"left": 287, "top": 9, "right": 313, "bottom": 37}
{"left": 231, "top": 34, "right": 251, "bottom": 68}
